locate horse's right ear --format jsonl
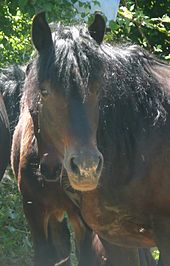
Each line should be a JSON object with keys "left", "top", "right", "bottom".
{"left": 32, "top": 12, "right": 53, "bottom": 53}
{"left": 88, "top": 13, "right": 106, "bottom": 45}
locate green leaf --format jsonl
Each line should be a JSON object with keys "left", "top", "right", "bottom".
{"left": 109, "top": 20, "right": 120, "bottom": 31}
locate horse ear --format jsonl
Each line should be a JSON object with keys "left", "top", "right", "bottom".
{"left": 88, "top": 13, "right": 106, "bottom": 45}
{"left": 32, "top": 12, "right": 53, "bottom": 53}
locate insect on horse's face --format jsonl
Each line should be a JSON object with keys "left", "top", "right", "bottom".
{"left": 32, "top": 12, "right": 106, "bottom": 191}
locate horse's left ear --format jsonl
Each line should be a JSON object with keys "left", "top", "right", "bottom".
{"left": 88, "top": 13, "right": 106, "bottom": 45}
{"left": 32, "top": 12, "right": 53, "bottom": 53}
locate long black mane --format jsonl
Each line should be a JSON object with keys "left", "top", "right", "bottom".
{"left": 97, "top": 45, "right": 170, "bottom": 185}
{"left": 99, "top": 44, "right": 170, "bottom": 135}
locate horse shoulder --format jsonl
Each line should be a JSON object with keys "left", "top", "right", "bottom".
{"left": 11, "top": 109, "right": 34, "bottom": 179}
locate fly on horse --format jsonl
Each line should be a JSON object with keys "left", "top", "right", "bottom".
{"left": 0, "top": 65, "right": 25, "bottom": 180}
{"left": 11, "top": 12, "right": 170, "bottom": 265}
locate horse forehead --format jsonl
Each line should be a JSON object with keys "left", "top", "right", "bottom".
{"left": 52, "top": 26, "right": 82, "bottom": 43}
{"left": 69, "top": 27, "right": 81, "bottom": 40}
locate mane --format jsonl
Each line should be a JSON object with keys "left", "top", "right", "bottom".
{"left": 97, "top": 45, "right": 170, "bottom": 185}
{"left": 0, "top": 65, "right": 25, "bottom": 134}
{"left": 100, "top": 44, "right": 169, "bottom": 121}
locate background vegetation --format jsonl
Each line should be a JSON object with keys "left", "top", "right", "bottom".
{"left": 0, "top": 0, "right": 169, "bottom": 67}
{"left": 0, "top": 0, "right": 169, "bottom": 265}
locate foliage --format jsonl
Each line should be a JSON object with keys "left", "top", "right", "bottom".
{"left": 0, "top": 0, "right": 169, "bottom": 67}
{"left": 151, "top": 248, "right": 160, "bottom": 262}
{"left": 107, "top": 0, "right": 170, "bottom": 60}
{"left": 0, "top": 0, "right": 99, "bottom": 67}
{"left": 0, "top": 169, "right": 33, "bottom": 266}
{"left": 0, "top": 4, "right": 31, "bottom": 66}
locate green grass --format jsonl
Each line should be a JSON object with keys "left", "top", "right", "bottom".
{"left": 0, "top": 169, "right": 33, "bottom": 266}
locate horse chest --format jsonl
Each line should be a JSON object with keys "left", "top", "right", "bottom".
{"left": 81, "top": 191, "right": 155, "bottom": 247}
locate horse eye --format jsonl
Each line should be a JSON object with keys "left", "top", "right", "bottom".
{"left": 41, "top": 89, "right": 49, "bottom": 97}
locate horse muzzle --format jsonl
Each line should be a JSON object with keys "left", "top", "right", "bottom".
{"left": 64, "top": 147, "right": 103, "bottom": 191}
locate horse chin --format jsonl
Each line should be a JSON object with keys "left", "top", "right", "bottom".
{"left": 71, "top": 183, "right": 97, "bottom": 192}
{"left": 68, "top": 177, "right": 98, "bottom": 192}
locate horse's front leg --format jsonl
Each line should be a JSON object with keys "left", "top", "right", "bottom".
{"left": 21, "top": 176, "right": 72, "bottom": 266}
{"left": 138, "top": 248, "right": 157, "bottom": 266}
{"left": 48, "top": 214, "right": 71, "bottom": 266}
{"left": 152, "top": 215, "right": 170, "bottom": 266}
{"left": 100, "top": 241, "right": 140, "bottom": 266}
{"left": 96, "top": 240, "right": 157, "bottom": 266}
{"left": 23, "top": 197, "right": 55, "bottom": 266}
{"left": 157, "top": 254, "right": 165, "bottom": 266}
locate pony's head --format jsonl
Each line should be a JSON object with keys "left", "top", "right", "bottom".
{"left": 26, "top": 12, "right": 106, "bottom": 191}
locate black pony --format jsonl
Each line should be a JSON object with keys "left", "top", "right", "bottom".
{"left": 0, "top": 65, "right": 25, "bottom": 135}
{"left": 0, "top": 65, "right": 25, "bottom": 180}
{"left": 11, "top": 12, "right": 170, "bottom": 265}
{"left": 0, "top": 94, "right": 10, "bottom": 180}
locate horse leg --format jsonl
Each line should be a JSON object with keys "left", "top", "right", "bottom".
{"left": 99, "top": 241, "right": 140, "bottom": 266}
{"left": 77, "top": 230, "right": 141, "bottom": 266}
{"left": 77, "top": 229, "right": 108, "bottom": 266}
{"left": 157, "top": 254, "right": 165, "bottom": 266}
{"left": 138, "top": 248, "right": 157, "bottom": 266}
{"left": 48, "top": 214, "right": 71, "bottom": 265}
{"left": 97, "top": 240, "right": 157, "bottom": 266}
{"left": 23, "top": 198, "right": 70, "bottom": 266}
{"left": 67, "top": 210, "right": 106, "bottom": 266}
{"left": 152, "top": 216, "right": 170, "bottom": 266}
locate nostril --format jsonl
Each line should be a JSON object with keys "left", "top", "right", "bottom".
{"left": 40, "top": 162, "right": 52, "bottom": 178}
{"left": 70, "top": 157, "right": 80, "bottom": 176}
{"left": 69, "top": 152, "right": 103, "bottom": 177}
{"left": 40, "top": 163, "right": 49, "bottom": 176}
{"left": 96, "top": 155, "right": 103, "bottom": 175}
